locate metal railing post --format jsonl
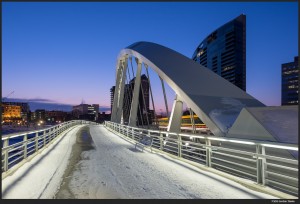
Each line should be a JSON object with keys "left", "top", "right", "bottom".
{"left": 205, "top": 139, "right": 211, "bottom": 167}
{"left": 54, "top": 126, "right": 57, "bottom": 139}
{"left": 44, "top": 130, "right": 47, "bottom": 147}
{"left": 256, "top": 145, "right": 266, "bottom": 185}
{"left": 148, "top": 130, "right": 152, "bottom": 152}
{"left": 3, "top": 139, "right": 9, "bottom": 172}
{"left": 160, "top": 132, "right": 164, "bottom": 151}
{"left": 50, "top": 128, "right": 53, "bottom": 142}
{"left": 35, "top": 132, "right": 39, "bottom": 152}
{"left": 52, "top": 127, "right": 55, "bottom": 141}
{"left": 127, "top": 125, "right": 129, "bottom": 137}
{"left": 23, "top": 134, "right": 28, "bottom": 159}
{"left": 178, "top": 133, "right": 182, "bottom": 158}
{"left": 132, "top": 128, "right": 134, "bottom": 140}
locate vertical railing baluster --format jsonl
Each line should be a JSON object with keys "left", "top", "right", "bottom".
{"left": 35, "top": 132, "right": 39, "bottom": 152}
{"left": 44, "top": 130, "right": 47, "bottom": 147}
{"left": 50, "top": 128, "right": 52, "bottom": 140}
{"left": 178, "top": 133, "right": 182, "bottom": 158}
{"left": 132, "top": 128, "right": 135, "bottom": 140}
{"left": 23, "top": 134, "right": 28, "bottom": 159}
{"left": 256, "top": 145, "right": 266, "bottom": 185}
{"left": 205, "top": 139, "right": 211, "bottom": 167}
{"left": 3, "top": 139, "right": 9, "bottom": 172}
{"left": 160, "top": 132, "right": 164, "bottom": 151}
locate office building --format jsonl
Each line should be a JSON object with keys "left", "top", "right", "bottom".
{"left": 46, "top": 110, "right": 68, "bottom": 123}
{"left": 72, "top": 103, "right": 99, "bottom": 121}
{"left": 192, "top": 14, "right": 246, "bottom": 91}
{"left": 110, "top": 86, "right": 115, "bottom": 113}
{"left": 31, "top": 109, "right": 46, "bottom": 122}
{"left": 110, "top": 74, "right": 151, "bottom": 126}
{"left": 129, "top": 74, "right": 150, "bottom": 125}
{"left": 282, "top": 56, "right": 299, "bottom": 105}
{"left": 2, "top": 104, "right": 22, "bottom": 123}
{"left": 2, "top": 102, "right": 30, "bottom": 122}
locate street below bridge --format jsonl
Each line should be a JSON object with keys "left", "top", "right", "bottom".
{"left": 2, "top": 124, "right": 279, "bottom": 199}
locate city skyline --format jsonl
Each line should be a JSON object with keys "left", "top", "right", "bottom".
{"left": 2, "top": 2, "right": 298, "bottom": 111}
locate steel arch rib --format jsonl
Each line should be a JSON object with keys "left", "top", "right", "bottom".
{"left": 117, "top": 41, "right": 265, "bottom": 137}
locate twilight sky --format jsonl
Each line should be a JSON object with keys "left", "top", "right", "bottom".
{"left": 2, "top": 2, "right": 298, "bottom": 111}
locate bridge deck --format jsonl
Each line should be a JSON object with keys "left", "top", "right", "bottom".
{"left": 2, "top": 124, "right": 278, "bottom": 199}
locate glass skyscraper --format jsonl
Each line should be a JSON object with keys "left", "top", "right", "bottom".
{"left": 281, "top": 56, "right": 299, "bottom": 105}
{"left": 192, "top": 14, "right": 246, "bottom": 91}
{"left": 110, "top": 74, "right": 150, "bottom": 125}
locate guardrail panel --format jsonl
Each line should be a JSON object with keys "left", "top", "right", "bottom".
{"left": 104, "top": 121, "right": 298, "bottom": 197}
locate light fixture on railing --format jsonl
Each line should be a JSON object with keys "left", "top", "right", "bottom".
{"left": 261, "top": 143, "right": 298, "bottom": 151}
{"left": 209, "top": 138, "right": 227, "bottom": 141}
{"left": 228, "top": 140, "right": 255, "bottom": 145}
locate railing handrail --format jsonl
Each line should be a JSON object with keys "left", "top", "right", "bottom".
{"left": 2, "top": 120, "right": 78, "bottom": 140}
{"left": 114, "top": 122, "right": 298, "bottom": 151}
{"left": 104, "top": 121, "right": 298, "bottom": 197}
{"left": 1, "top": 120, "right": 97, "bottom": 178}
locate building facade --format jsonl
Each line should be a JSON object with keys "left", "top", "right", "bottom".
{"left": 31, "top": 109, "right": 46, "bottom": 122}
{"left": 2, "top": 104, "right": 22, "bottom": 123}
{"left": 110, "top": 86, "right": 115, "bottom": 113}
{"left": 282, "top": 56, "right": 299, "bottom": 105}
{"left": 46, "top": 110, "right": 68, "bottom": 123}
{"left": 110, "top": 74, "right": 151, "bottom": 126}
{"left": 72, "top": 104, "right": 99, "bottom": 121}
{"left": 192, "top": 14, "right": 246, "bottom": 91}
{"left": 2, "top": 102, "right": 30, "bottom": 122}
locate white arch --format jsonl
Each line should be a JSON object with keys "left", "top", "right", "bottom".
{"left": 115, "top": 41, "right": 265, "bottom": 137}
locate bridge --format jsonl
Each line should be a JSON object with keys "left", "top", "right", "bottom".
{"left": 2, "top": 42, "right": 298, "bottom": 199}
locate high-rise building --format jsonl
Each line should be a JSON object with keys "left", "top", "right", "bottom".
{"left": 129, "top": 74, "right": 150, "bottom": 126}
{"left": 192, "top": 14, "right": 246, "bottom": 91}
{"left": 110, "top": 86, "right": 115, "bottom": 113}
{"left": 281, "top": 56, "right": 299, "bottom": 105}
{"left": 110, "top": 74, "right": 150, "bottom": 126}
{"left": 110, "top": 84, "right": 131, "bottom": 121}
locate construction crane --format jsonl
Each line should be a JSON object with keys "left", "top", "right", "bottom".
{"left": 2, "top": 91, "right": 14, "bottom": 102}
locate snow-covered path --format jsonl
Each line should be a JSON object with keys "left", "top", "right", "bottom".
{"left": 2, "top": 125, "right": 85, "bottom": 199}
{"left": 66, "top": 125, "right": 277, "bottom": 199}
{"left": 2, "top": 124, "right": 279, "bottom": 199}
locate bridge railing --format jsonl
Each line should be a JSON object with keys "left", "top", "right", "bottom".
{"left": 1, "top": 120, "right": 93, "bottom": 178}
{"left": 104, "top": 121, "right": 298, "bottom": 196}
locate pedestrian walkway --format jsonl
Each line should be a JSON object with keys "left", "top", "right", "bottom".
{"left": 2, "top": 124, "right": 281, "bottom": 199}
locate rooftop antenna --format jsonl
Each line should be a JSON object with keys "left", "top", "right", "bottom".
{"left": 81, "top": 98, "right": 85, "bottom": 104}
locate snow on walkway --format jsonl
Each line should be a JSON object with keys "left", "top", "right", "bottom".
{"left": 2, "top": 125, "right": 86, "bottom": 199}
{"left": 2, "top": 124, "right": 279, "bottom": 199}
{"left": 67, "top": 125, "right": 277, "bottom": 199}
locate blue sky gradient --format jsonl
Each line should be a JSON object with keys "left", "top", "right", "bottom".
{"left": 2, "top": 2, "right": 298, "bottom": 111}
